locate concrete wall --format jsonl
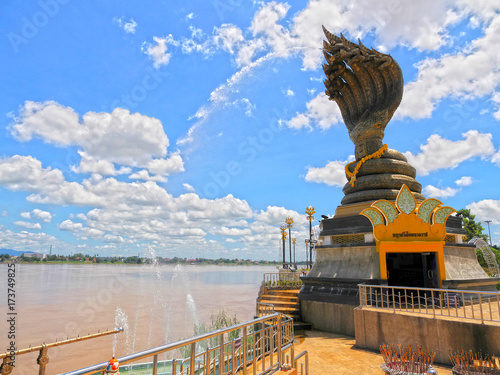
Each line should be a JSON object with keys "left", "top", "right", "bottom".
{"left": 443, "top": 245, "right": 489, "bottom": 280}
{"left": 301, "top": 300, "right": 355, "bottom": 336}
{"left": 354, "top": 308, "right": 500, "bottom": 365}
{"left": 310, "top": 245, "right": 380, "bottom": 279}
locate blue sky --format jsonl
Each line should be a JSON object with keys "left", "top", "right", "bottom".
{"left": 1, "top": 0, "right": 499, "bottom": 259}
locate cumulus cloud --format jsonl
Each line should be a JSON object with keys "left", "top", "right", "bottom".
{"left": 183, "top": 183, "right": 195, "bottom": 192}
{"left": 467, "top": 199, "right": 500, "bottom": 225}
{"left": 21, "top": 209, "right": 53, "bottom": 223}
{"left": 455, "top": 176, "right": 474, "bottom": 186}
{"left": 13, "top": 221, "right": 42, "bottom": 230}
{"left": 0, "top": 155, "right": 65, "bottom": 192}
{"left": 286, "top": 93, "right": 342, "bottom": 130}
{"left": 59, "top": 220, "right": 83, "bottom": 231}
{"left": 404, "top": 131, "right": 495, "bottom": 176}
{"left": 213, "top": 24, "right": 244, "bottom": 54}
{"left": 422, "top": 185, "right": 458, "bottom": 198}
{"left": 398, "top": 14, "right": 500, "bottom": 119}
{"left": 305, "top": 156, "right": 354, "bottom": 187}
{"left": 142, "top": 35, "right": 178, "bottom": 68}
{"left": 11, "top": 102, "right": 183, "bottom": 178}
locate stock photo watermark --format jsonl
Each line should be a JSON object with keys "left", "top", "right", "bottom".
{"left": 202, "top": 112, "right": 284, "bottom": 198}
{"left": 7, "top": 0, "right": 71, "bottom": 54}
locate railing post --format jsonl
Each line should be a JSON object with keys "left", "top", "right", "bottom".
{"left": 190, "top": 342, "right": 196, "bottom": 375}
{"left": 219, "top": 333, "right": 225, "bottom": 375}
{"left": 243, "top": 326, "right": 248, "bottom": 375}
{"left": 37, "top": 345, "right": 49, "bottom": 375}
{"left": 277, "top": 317, "right": 282, "bottom": 369}
{"left": 392, "top": 287, "right": 395, "bottom": 313}
{"left": 172, "top": 359, "right": 177, "bottom": 375}
{"left": 479, "top": 294, "right": 484, "bottom": 324}
{"left": 152, "top": 354, "right": 158, "bottom": 375}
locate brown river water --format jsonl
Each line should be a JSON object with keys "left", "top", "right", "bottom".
{"left": 0, "top": 263, "right": 276, "bottom": 374}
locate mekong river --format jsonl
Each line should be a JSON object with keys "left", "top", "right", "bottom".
{"left": 0, "top": 263, "right": 275, "bottom": 374}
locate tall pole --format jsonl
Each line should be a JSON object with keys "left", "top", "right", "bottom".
{"left": 285, "top": 217, "right": 294, "bottom": 266}
{"left": 305, "top": 206, "right": 315, "bottom": 269}
{"left": 305, "top": 239, "right": 309, "bottom": 268}
{"left": 485, "top": 220, "right": 492, "bottom": 246}
{"left": 280, "top": 224, "right": 287, "bottom": 268}
{"left": 292, "top": 238, "right": 296, "bottom": 265}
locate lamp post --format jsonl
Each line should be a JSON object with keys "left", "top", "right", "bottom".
{"left": 280, "top": 224, "right": 287, "bottom": 268}
{"left": 305, "top": 239, "right": 309, "bottom": 268}
{"left": 485, "top": 220, "right": 492, "bottom": 246}
{"left": 285, "top": 217, "right": 294, "bottom": 266}
{"left": 292, "top": 238, "right": 296, "bottom": 266}
{"left": 305, "top": 206, "right": 315, "bottom": 269}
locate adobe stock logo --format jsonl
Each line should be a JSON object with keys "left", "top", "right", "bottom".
{"left": 202, "top": 112, "right": 284, "bottom": 198}
{"left": 7, "top": 0, "right": 71, "bottom": 54}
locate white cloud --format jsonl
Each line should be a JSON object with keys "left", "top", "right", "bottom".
{"left": 113, "top": 17, "right": 137, "bottom": 34}
{"left": 283, "top": 88, "right": 295, "bottom": 97}
{"left": 59, "top": 220, "right": 84, "bottom": 232}
{"left": 11, "top": 102, "right": 183, "bottom": 177}
{"left": 71, "top": 151, "right": 132, "bottom": 176}
{"left": 128, "top": 170, "right": 167, "bottom": 182}
{"left": 492, "top": 91, "right": 500, "bottom": 120}
{"left": 286, "top": 93, "right": 342, "bottom": 130}
{"left": 305, "top": 156, "right": 354, "bottom": 187}
{"left": 467, "top": 199, "right": 500, "bottom": 226}
{"left": 213, "top": 24, "right": 244, "bottom": 54}
{"left": 10, "top": 101, "right": 81, "bottom": 145}
{"left": 183, "top": 183, "right": 195, "bottom": 192}
{"left": 142, "top": 35, "right": 178, "bottom": 68}
{"left": 398, "top": 14, "right": 500, "bottom": 119}
{"left": 21, "top": 209, "right": 53, "bottom": 223}
{"left": 422, "top": 185, "right": 458, "bottom": 198}
{"left": 211, "top": 227, "right": 252, "bottom": 236}
{"left": 13, "top": 221, "right": 42, "bottom": 230}
{"left": 146, "top": 154, "right": 185, "bottom": 175}
{"left": 455, "top": 176, "right": 473, "bottom": 186}
{"left": 0, "top": 155, "right": 65, "bottom": 192}
{"left": 404, "top": 131, "right": 495, "bottom": 176}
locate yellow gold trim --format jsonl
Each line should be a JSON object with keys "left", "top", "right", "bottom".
{"left": 345, "top": 144, "right": 388, "bottom": 187}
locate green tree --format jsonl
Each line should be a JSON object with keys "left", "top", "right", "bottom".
{"left": 456, "top": 209, "right": 488, "bottom": 242}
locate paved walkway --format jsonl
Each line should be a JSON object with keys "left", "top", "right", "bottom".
{"left": 293, "top": 330, "right": 454, "bottom": 375}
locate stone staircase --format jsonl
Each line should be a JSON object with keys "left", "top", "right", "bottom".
{"left": 257, "top": 287, "right": 313, "bottom": 331}
{"left": 259, "top": 289, "right": 301, "bottom": 319}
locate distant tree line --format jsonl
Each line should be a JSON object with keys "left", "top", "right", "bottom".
{"left": 0, "top": 252, "right": 284, "bottom": 265}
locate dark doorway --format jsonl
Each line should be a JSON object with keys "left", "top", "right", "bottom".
{"left": 386, "top": 252, "right": 439, "bottom": 288}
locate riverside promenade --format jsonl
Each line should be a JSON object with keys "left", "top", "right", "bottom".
{"left": 293, "top": 330, "right": 453, "bottom": 375}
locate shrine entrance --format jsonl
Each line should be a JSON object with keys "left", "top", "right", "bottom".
{"left": 386, "top": 252, "right": 439, "bottom": 288}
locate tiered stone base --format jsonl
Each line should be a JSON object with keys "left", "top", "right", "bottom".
{"left": 342, "top": 149, "right": 425, "bottom": 205}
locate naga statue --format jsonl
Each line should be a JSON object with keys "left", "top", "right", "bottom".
{"left": 322, "top": 26, "right": 424, "bottom": 205}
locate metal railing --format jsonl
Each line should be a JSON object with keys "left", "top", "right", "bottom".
{"left": 263, "top": 272, "right": 303, "bottom": 288}
{"left": 63, "top": 313, "right": 298, "bottom": 375}
{"left": 359, "top": 284, "right": 500, "bottom": 324}
{"left": 256, "top": 302, "right": 275, "bottom": 317}
{"left": 0, "top": 328, "right": 123, "bottom": 375}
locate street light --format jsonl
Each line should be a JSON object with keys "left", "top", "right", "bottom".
{"left": 292, "top": 238, "right": 296, "bottom": 266}
{"left": 485, "top": 220, "right": 492, "bottom": 246}
{"left": 280, "top": 224, "right": 287, "bottom": 268}
{"left": 305, "top": 206, "right": 315, "bottom": 269}
{"left": 285, "top": 217, "right": 294, "bottom": 266}
{"left": 305, "top": 239, "right": 309, "bottom": 268}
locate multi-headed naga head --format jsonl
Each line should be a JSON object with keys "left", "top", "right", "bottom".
{"left": 322, "top": 26, "right": 403, "bottom": 160}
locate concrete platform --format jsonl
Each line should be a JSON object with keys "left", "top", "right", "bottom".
{"left": 293, "top": 330, "right": 453, "bottom": 375}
